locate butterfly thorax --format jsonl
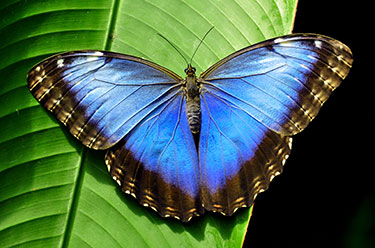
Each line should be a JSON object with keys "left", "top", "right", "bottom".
{"left": 184, "top": 65, "right": 201, "bottom": 134}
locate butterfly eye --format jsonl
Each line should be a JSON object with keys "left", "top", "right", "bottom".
{"left": 184, "top": 68, "right": 187, "bottom": 73}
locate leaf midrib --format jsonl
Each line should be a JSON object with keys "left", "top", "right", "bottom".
{"left": 61, "top": 147, "right": 86, "bottom": 248}
{"left": 60, "top": 0, "right": 121, "bottom": 246}
{"left": 104, "top": 0, "right": 121, "bottom": 51}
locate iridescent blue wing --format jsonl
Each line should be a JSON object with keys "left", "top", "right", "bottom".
{"left": 201, "top": 34, "right": 353, "bottom": 135}
{"left": 199, "top": 91, "right": 292, "bottom": 214}
{"left": 27, "top": 51, "right": 203, "bottom": 221}
{"left": 198, "top": 34, "right": 353, "bottom": 214}
{"left": 106, "top": 94, "right": 203, "bottom": 221}
{"left": 28, "top": 51, "right": 183, "bottom": 150}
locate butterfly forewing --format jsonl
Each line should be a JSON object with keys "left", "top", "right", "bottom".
{"left": 200, "top": 34, "right": 353, "bottom": 135}
{"left": 27, "top": 51, "right": 183, "bottom": 150}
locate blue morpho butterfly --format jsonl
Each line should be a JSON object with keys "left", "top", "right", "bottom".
{"left": 27, "top": 32, "right": 352, "bottom": 222}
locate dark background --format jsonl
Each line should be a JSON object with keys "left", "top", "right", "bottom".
{"left": 244, "top": 1, "right": 373, "bottom": 247}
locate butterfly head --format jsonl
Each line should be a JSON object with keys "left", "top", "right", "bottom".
{"left": 184, "top": 64, "right": 196, "bottom": 76}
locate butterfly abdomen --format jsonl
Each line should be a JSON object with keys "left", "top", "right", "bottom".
{"left": 186, "top": 94, "right": 201, "bottom": 134}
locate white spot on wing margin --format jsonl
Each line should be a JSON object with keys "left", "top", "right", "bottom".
{"left": 57, "top": 59, "right": 64, "bottom": 68}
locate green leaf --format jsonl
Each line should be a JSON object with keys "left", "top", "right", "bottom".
{"left": 0, "top": 0, "right": 298, "bottom": 247}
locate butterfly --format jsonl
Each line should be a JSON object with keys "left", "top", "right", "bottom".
{"left": 27, "top": 33, "right": 352, "bottom": 222}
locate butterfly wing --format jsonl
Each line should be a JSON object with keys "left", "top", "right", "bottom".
{"left": 198, "top": 34, "right": 352, "bottom": 214}
{"left": 28, "top": 51, "right": 183, "bottom": 150}
{"left": 200, "top": 34, "right": 353, "bottom": 135}
{"left": 106, "top": 93, "right": 203, "bottom": 221}
{"left": 27, "top": 51, "right": 203, "bottom": 221}
{"left": 199, "top": 91, "right": 292, "bottom": 214}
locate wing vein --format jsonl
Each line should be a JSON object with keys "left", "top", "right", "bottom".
{"left": 93, "top": 85, "right": 182, "bottom": 146}
{"left": 203, "top": 84, "right": 284, "bottom": 131}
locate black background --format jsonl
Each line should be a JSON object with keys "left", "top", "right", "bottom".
{"left": 243, "top": 1, "right": 373, "bottom": 247}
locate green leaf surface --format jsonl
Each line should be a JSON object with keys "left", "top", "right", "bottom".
{"left": 0, "top": 0, "right": 298, "bottom": 247}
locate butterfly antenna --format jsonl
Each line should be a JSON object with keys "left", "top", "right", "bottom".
{"left": 189, "top": 26, "right": 215, "bottom": 65}
{"left": 158, "top": 33, "right": 189, "bottom": 66}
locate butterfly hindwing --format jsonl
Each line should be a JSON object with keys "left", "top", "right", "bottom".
{"left": 199, "top": 90, "right": 291, "bottom": 214}
{"left": 27, "top": 51, "right": 183, "bottom": 149}
{"left": 106, "top": 93, "right": 203, "bottom": 221}
{"left": 200, "top": 34, "right": 353, "bottom": 136}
